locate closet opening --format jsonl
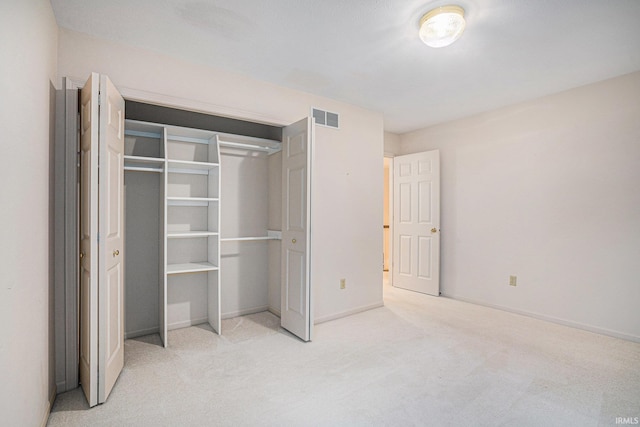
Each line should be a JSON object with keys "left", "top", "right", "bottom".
{"left": 122, "top": 102, "right": 289, "bottom": 347}
{"left": 55, "top": 76, "right": 314, "bottom": 404}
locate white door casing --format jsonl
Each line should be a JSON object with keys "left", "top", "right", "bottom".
{"left": 79, "top": 73, "right": 125, "bottom": 407}
{"left": 392, "top": 150, "right": 440, "bottom": 296}
{"left": 281, "top": 118, "right": 314, "bottom": 341}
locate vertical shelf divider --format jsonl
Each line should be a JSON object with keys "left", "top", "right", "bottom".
{"left": 208, "top": 135, "right": 221, "bottom": 334}
{"left": 160, "top": 126, "right": 168, "bottom": 347}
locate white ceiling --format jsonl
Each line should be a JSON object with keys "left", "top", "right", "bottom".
{"left": 50, "top": 0, "right": 640, "bottom": 134}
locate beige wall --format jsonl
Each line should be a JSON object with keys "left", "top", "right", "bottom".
{"left": 399, "top": 71, "right": 640, "bottom": 341}
{"left": 58, "top": 28, "right": 384, "bottom": 323}
{"left": 384, "top": 131, "right": 400, "bottom": 155}
{"left": 0, "top": 0, "right": 59, "bottom": 424}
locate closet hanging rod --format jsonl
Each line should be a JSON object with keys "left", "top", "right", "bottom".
{"left": 220, "top": 230, "right": 282, "bottom": 241}
{"left": 218, "top": 140, "right": 280, "bottom": 154}
{"left": 220, "top": 236, "right": 281, "bottom": 242}
{"left": 124, "top": 166, "right": 163, "bottom": 173}
{"left": 124, "top": 154, "right": 164, "bottom": 164}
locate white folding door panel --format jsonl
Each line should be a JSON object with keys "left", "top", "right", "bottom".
{"left": 79, "top": 73, "right": 125, "bottom": 407}
{"left": 281, "top": 118, "right": 314, "bottom": 341}
{"left": 99, "top": 75, "right": 125, "bottom": 402}
{"left": 79, "top": 73, "right": 99, "bottom": 407}
{"left": 392, "top": 150, "right": 440, "bottom": 296}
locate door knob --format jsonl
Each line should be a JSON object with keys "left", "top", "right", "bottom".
{"left": 79, "top": 252, "right": 85, "bottom": 259}
{"left": 292, "top": 238, "right": 297, "bottom": 244}
{"left": 431, "top": 228, "right": 437, "bottom": 233}
{"left": 113, "top": 249, "right": 120, "bottom": 257}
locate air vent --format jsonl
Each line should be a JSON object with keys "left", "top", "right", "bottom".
{"left": 311, "top": 108, "right": 340, "bottom": 129}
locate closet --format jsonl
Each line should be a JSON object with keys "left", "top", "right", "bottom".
{"left": 77, "top": 73, "right": 313, "bottom": 406}
{"left": 123, "top": 120, "right": 292, "bottom": 347}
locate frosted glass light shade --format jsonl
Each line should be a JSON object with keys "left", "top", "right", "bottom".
{"left": 419, "top": 5, "right": 466, "bottom": 48}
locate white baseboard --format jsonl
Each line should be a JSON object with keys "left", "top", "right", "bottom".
{"left": 168, "top": 317, "right": 209, "bottom": 331}
{"left": 153, "top": 307, "right": 275, "bottom": 332}
{"left": 268, "top": 307, "right": 281, "bottom": 318}
{"left": 221, "top": 305, "right": 270, "bottom": 320}
{"left": 165, "top": 302, "right": 388, "bottom": 332}
{"left": 444, "top": 293, "right": 640, "bottom": 343}
{"left": 314, "top": 301, "right": 384, "bottom": 325}
{"left": 41, "top": 384, "right": 57, "bottom": 427}
{"left": 125, "top": 326, "right": 160, "bottom": 340}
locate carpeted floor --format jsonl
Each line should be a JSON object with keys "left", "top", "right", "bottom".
{"left": 48, "top": 283, "right": 640, "bottom": 426}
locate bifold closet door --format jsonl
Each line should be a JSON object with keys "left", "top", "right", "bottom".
{"left": 79, "top": 73, "right": 125, "bottom": 407}
{"left": 281, "top": 117, "right": 314, "bottom": 342}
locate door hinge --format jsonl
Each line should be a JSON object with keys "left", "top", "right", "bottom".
{"left": 77, "top": 153, "right": 81, "bottom": 183}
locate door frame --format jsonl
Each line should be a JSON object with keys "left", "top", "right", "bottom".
{"left": 56, "top": 77, "right": 304, "bottom": 391}
{"left": 384, "top": 154, "right": 394, "bottom": 286}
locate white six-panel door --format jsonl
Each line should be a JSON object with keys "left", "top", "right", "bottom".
{"left": 98, "top": 75, "right": 125, "bottom": 403}
{"left": 79, "top": 73, "right": 125, "bottom": 407}
{"left": 281, "top": 118, "right": 314, "bottom": 341}
{"left": 392, "top": 150, "right": 440, "bottom": 296}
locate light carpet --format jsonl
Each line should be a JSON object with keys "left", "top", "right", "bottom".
{"left": 48, "top": 284, "right": 640, "bottom": 426}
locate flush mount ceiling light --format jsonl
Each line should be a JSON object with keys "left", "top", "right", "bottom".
{"left": 419, "top": 5, "right": 466, "bottom": 48}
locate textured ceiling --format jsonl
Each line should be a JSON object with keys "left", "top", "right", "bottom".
{"left": 51, "top": 0, "right": 640, "bottom": 133}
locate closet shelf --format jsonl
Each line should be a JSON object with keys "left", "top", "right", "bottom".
{"left": 124, "top": 155, "right": 165, "bottom": 173}
{"left": 167, "top": 231, "right": 219, "bottom": 238}
{"left": 167, "top": 197, "right": 219, "bottom": 207}
{"left": 166, "top": 131, "right": 280, "bottom": 153}
{"left": 124, "top": 129, "right": 162, "bottom": 140}
{"left": 167, "top": 160, "right": 220, "bottom": 173}
{"left": 167, "top": 134, "right": 211, "bottom": 145}
{"left": 166, "top": 262, "right": 219, "bottom": 275}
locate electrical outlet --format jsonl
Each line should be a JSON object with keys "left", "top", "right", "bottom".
{"left": 509, "top": 275, "right": 517, "bottom": 287}
{"left": 340, "top": 278, "right": 346, "bottom": 289}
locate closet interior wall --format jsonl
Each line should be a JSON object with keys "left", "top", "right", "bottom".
{"left": 219, "top": 146, "right": 282, "bottom": 319}
{"left": 124, "top": 132, "right": 163, "bottom": 339}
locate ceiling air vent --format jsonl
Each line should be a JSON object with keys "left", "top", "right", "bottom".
{"left": 312, "top": 108, "right": 340, "bottom": 129}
